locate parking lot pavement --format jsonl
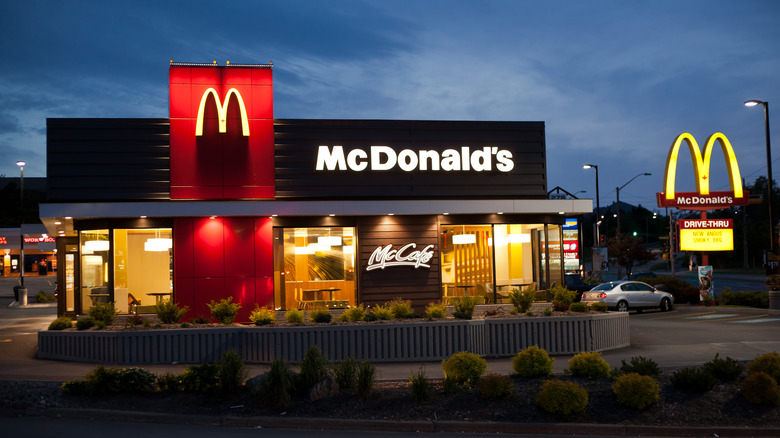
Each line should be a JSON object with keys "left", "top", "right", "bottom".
{"left": 0, "top": 275, "right": 57, "bottom": 299}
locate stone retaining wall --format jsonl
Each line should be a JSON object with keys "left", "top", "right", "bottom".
{"left": 38, "top": 312, "right": 629, "bottom": 364}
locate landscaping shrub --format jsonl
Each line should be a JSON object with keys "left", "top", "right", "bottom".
{"left": 535, "top": 379, "right": 588, "bottom": 417}
{"left": 568, "top": 302, "right": 588, "bottom": 313}
{"left": 259, "top": 358, "right": 294, "bottom": 408}
{"left": 442, "top": 351, "right": 487, "bottom": 385}
{"left": 424, "top": 301, "right": 447, "bottom": 319}
{"left": 643, "top": 276, "right": 699, "bottom": 304}
{"left": 388, "top": 297, "right": 414, "bottom": 319}
{"left": 35, "top": 290, "right": 56, "bottom": 303}
{"left": 285, "top": 308, "right": 304, "bottom": 323}
{"left": 75, "top": 317, "right": 96, "bottom": 330}
{"left": 509, "top": 287, "right": 535, "bottom": 313}
{"left": 190, "top": 315, "right": 209, "bottom": 324}
{"left": 370, "top": 304, "right": 394, "bottom": 320}
{"left": 207, "top": 297, "right": 241, "bottom": 324}
{"left": 567, "top": 352, "right": 610, "bottom": 380}
{"left": 741, "top": 371, "right": 780, "bottom": 406}
{"left": 179, "top": 362, "right": 220, "bottom": 393}
{"left": 551, "top": 285, "right": 576, "bottom": 311}
{"left": 612, "top": 373, "right": 659, "bottom": 409}
{"left": 670, "top": 366, "right": 716, "bottom": 392}
{"left": 248, "top": 305, "right": 275, "bottom": 325}
{"left": 112, "top": 368, "right": 157, "bottom": 393}
{"left": 452, "top": 295, "right": 479, "bottom": 320}
{"left": 308, "top": 306, "right": 333, "bottom": 323}
{"left": 88, "top": 301, "right": 118, "bottom": 327}
{"left": 409, "top": 368, "right": 433, "bottom": 404}
{"left": 543, "top": 307, "right": 552, "bottom": 316}
{"left": 298, "top": 345, "right": 329, "bottom": 391}
{"left": 747, "top": 352, "right": 780, "bottom": 381}
{"left": 512, "top": 345, "right": 554, "bottom": 378}
{"left": 478, "top": 373, "right": 514, "bottom": 399}
{"left": 332, "top": 357, "right": 357, "bottom": 391}
{"left": 357, "top": 360, "right": 376, "bottom": 399}
{"left": 337, "top": 304, "right": 366, "bottom": 322}
{"left": 217, "top": 348, "right": 247, "bottom": 394}
{"left": 156, "top": 371, "right": 181, "bottom": 392}
{"left": 618, "top": 356, "right": 661, "bottom": 378}
{"left": 48, "top": 316, "right": 73, "bottom": 330}
{"left": 719, "top": 288, "right": 769, "bottom": 308}
{"left": 124, "top": 314, "right": 145, "bottom": 328}
{"left": 590, "top": 302, "right": 608, "bottom": 312}
{"left": 443, "top": 376, "right": 460, "bottom": 395}
{"left": 154, "top": 299, "right": 189, "bottom": 324}
{"left": 703, "top": 353, "right": 744, "bottom": 381}
{"left": 62, "top": 366, "right": 156, "bottom": 395}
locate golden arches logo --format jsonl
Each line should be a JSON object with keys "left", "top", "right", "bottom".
{"left": 195, "top": 88, "right": 250, "bottom": 136}
{"left": 663, "top": 132, "right": 743, "bottom": 200}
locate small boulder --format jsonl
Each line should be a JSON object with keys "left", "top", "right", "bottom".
{"left": 309, "top": 375, "right": 339, "bottom": 402}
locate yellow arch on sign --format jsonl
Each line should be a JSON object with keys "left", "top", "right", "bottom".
{"left": 663, "top": 132, "right": 743, "bottom": 200}
{"left": 195, "top": 87, "right": 250, "bottom": 136}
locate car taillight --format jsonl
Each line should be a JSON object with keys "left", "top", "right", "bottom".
{"left": 600, "top": 293, "right": 607, "bottom": 299}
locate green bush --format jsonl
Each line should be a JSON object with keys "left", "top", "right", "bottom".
{"left": 308, "top": 306, "right": 333, "bottom": 323}
{"left": 337, "top": 305, "right": 366, "bottom": 322}
{"left": 567, "top": 352, "right": 610, "bottom": 380}
{"left": 670, "top": 367, "right": 716, "bottom": 392}
{"left": 509, "top": 287, "right": 535, "bottom": 313}
{"left": 719, "top": 288, "right": 769, "bottom": 308}
{"left": 124, "top": 314, "right": 145, "bottom": 328}
{"left": 357, "top": 360, "right": 376, "bottom": 399}
{"left": 643, "top": 276, "right": 699, "bottom": 304}
{"left": 568, "top": 302, "right": 588, "bottom": 312}
{"left": 452, "top": 295, "right": 479, "bottom": 320}
{"left": 258, "top": 358, "right": 295, "bottom": 408}
{"left": 155, "top": 300, "right": 189, "bottom": 324}
{"left": 747, "top": 352, "right": 780, "bottom": 381}
{"left": 207, "top": 297, "right": 241, "bottom": 324}
{"left": 217, "top": 349, "right": 247, "bottom": 394}
{"left": 36, "top": 291, "right": 56, "bottom": 303}
{"left": 179, "top": 362, "right": 220, "bottom": 393}
{"left": 741, "top": 371, "right": 780, "bottom": 406}
{"left": 48, "top": 316, "right": 73, "bottom": 330}
{"left": 703, "top": 353, "right": 744, "bottom": 381}
{"left": 512, "top": 346, "right": 554, "bottom": 378}
{"left": 156, "top": 372, "right": 181, "bottom": 392}
{"left": 388, "top": 297, "right": 414, "bottom": 318}
{"left": 62, "top": 366, "right": 156, "bottom": 395}
{"left": 543, "top": 307, "right": 552, "bottom": 316}
{"left": 409, "top": 368, "right": 433, "bottom": 404}
{"left": 75, "top": 317, "right": 96, "bottom": 330}
{"left": 285, "top": 308, "right": 304, "bottom": 323}
{"left": 535, "top": 379, "right": 588, "bottom": 417}
{"left": 190, "top": 315, "right": 209, "bottom": 324}
{"left": 443, "top": 376, "right": 460, "bottom": 395}
{"left": 612, "top": 373, "right": 659, "bottom": 409}
{"left": 425, "top": 301, "right": 447, "bottom": 319}
{"left": 298, "top": 345, "right": 329, "bottom": 391}
{"left": 551, "top": 285, "right": 576, "bottom": 311}
{"left": 590, "top": 302, "right": 608, "bottom": 312}
{"left": 88, "top": 302, "right": 118, "bottom": 326}
{"left": 248, "top": 305, "right": 275, "bottom": 325}
{"left": 370, "top": 304, "right": 394, "bottom": 320}
{"left": 442, "top": 351, "right": 487, "bottom": 385}
{"left": 618, "top": 356, "right": 661, "bottom": 378}
{"left": 332, "top": 357, "right": 357, "bottom": 391}
{"left": 478, "top": 373, "right": 514, "bottom": 399}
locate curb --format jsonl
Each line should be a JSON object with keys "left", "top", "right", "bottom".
{"left": 11, "top": 407, "right": 780, "bottom": 436}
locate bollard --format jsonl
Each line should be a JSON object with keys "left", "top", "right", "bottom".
{"left": 19, "top": 288, "right": 27, "bottom": 306}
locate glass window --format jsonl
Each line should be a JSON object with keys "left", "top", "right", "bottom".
{"left": 493, "top": 224, "right": 539, "bottom": 301}
{"left": 114, "top": 229, "right": 172, "bottom": 314}
{"left": 274, "top": 227, "right": 356, "bottom": 310}
{"left": 440, "top": 225, "right": 493, "bottom": 303}
{"left": 80, "top": 229, "right": 110, "bottom": 314}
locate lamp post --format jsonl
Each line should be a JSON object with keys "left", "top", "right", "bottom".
{"left": 616, "top": 172, "right": 651, "bottom": 279}
{"left": 583, "top": 164, "right": 601, "bottom": 246}
{"left": 16, "top": 161, "right": 26, "bottom": 304}
{"left": 745, "top": 100, "right": 773, "bottom": 252}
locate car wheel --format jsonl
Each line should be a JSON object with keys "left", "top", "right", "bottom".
{"left": 660, "top": 298, "right": 671, "bottom": 312}
{"left": 617, "top": 300, "right": 629, "bottom": 312}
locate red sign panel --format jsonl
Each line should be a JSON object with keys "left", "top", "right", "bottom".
{"left": 657, "top": 191, "right": 749, "bottom": 210}
{"left": 169, "top": 63, "right": 275, "bottom": 199}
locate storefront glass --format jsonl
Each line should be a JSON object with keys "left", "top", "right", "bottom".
{"left": 79, "top": 229, "right": 110, "bottom": 314}
{"left": 113, "top": 228, "right": 172, "bottom": 313}
{"left": 274, "top": 227, "right": 356, "bottom": 310}
{"left": 440, "top": 225, "right": 494, "bottom": 303}
{"left": 493, "top": 224, "right": 540, "bottom": 300}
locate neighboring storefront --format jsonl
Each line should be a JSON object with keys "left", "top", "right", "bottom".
{"left": 40, "top": 62, "right": 590, "bottom": 320}
{"left": 0, "top": 225, "right": 56, "bottom": 277}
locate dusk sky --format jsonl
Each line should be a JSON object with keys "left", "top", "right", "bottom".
{"left": 1, "top": 0, "right": 779, "bottom": 212}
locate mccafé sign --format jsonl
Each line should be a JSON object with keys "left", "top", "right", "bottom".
{"left": 316, "top": 146, "right": 515, "bottom": 172}
{"left": 656, "top": 132, "right": 749, "bottom": 210}
{"left": 366, "top": 242, "right": 435, "bottom": 271}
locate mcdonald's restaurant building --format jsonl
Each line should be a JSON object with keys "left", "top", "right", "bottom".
{"left": 41, "top": 62, "right": 591, "bottom": 321}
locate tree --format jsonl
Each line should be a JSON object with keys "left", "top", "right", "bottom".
{"left": 607, "top": 233, "right": 655, "bottom": 276}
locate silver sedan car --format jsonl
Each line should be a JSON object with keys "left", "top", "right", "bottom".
{"left": 581, "top": 280, "right": 674, "bottom": 313}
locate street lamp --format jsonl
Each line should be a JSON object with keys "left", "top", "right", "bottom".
{"left": 745, "top": 100, "right": 773, "bottom": 252}
{"left": 616, "top": 172, "right": 651, "bottom": 279}
{"left": 16, "top": 160, "right": 25, "bottom": 302}
{"left": 583, "top": 164, "right": 601, "bottom": 246}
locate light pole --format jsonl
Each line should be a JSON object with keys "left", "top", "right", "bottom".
{"left": 616, "top": 172, "right": 651, "bottom": 279}
{"left": 745, "top": 100, "right": 773, "bottom": 252}
{"left": 583, "top": 164, "right": 601, "bottom": 246}
{"left": 16, "top": 160, "right": 26, "bottom": 304}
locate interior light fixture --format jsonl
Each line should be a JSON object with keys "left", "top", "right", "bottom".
{"left": 507, "top": 233, "right": 531, "bottom": 243}
{"left": 453, "top": 225, "right": 476, "bottom": 245}
{"left": 318, "top": 236, "right": 342, "bottom": 246}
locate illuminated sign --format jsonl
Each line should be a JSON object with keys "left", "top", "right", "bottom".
{"left": 366, "top": 243, "right": 435, "bottom": 271}
{"left": 195, "top": 88, "right": 250, "bottom": 137}
{"left": 316, "top": 146, "right": 515, "bottom": 172}
{"left": 657, "top": 133, "right": 748, "bottom": 210}
{"left": 0, "top": 237, "right": 6, "bottom": 245}
{"left": 24, "top": 237, "right": 56, "bottom": 243}
{"left": 679, "top": 219, "right": 733, "bottom": 251}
